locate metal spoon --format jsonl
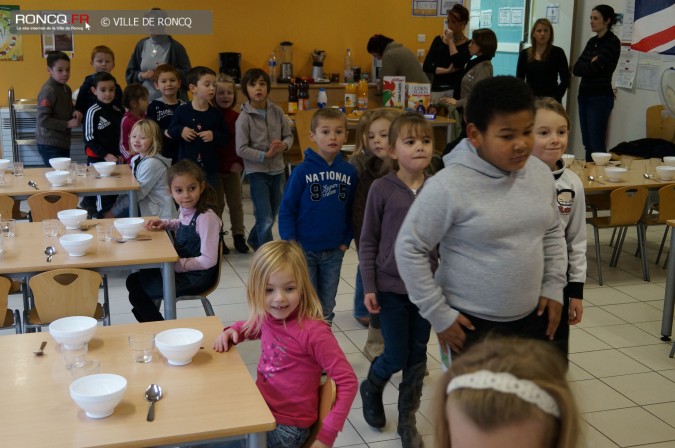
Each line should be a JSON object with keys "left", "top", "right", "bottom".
{"left": 644, "top": 173, "right": 655, "bottom": 181}
{"left": 116, "top": 237, "right": 152, "bottom": 243}
{"left": 587, "top": 175, "right": 605, "bottom": 185}
{"left": 145, "top": 384, "right": 163, "bottom": 422}
{"left": 28, "top": 180, "right": 39, "bottom": 190}
{"left": 45, "top": 246, "right": 55, "bottom": 262}
{"left": 33, "top": 341, "right": 47, "bottom": 356}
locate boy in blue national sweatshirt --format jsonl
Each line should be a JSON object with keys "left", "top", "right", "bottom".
{"left": 168, "top": 66, "right": 226, "bottom": 217}
{"left": 279, "top": 108, "right": 358, "bottom": 322}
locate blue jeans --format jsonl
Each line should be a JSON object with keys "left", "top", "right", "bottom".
{"left": 372, "top": 291, "right": 431, "bottom": 381}
{"left": 247, "top": 172, "right": 283, "bottom": 250}
{"left": 304, "top": 248, "right": 345, "bottom": 322}
{"left": 578, "top": 94, "right": 614, "bottom": 161}
{"left": 267, "top": 424, "right": 310, "bottom": 448}
{"left": 37, "top": 144, "right": 69, "bottom": 167}
{"left": 353, "top": 266, "right": 369, "bottom": 320}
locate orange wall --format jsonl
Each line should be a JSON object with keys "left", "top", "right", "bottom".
{"left": 1, "top": 0, "right": 443, "bottom": 107}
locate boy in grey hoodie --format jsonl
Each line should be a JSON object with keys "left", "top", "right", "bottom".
{"left": 395, "top": 76, "right": 567, "bottom": 359}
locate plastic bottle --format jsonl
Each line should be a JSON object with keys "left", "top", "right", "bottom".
{"left": 298, "top": 80, "right": 310, "bottom": 111}
{"left": 344, "top": 82, "right": 357, "bottom": 114}
{"left": 317, "top": 88, "right": 328, "bottom": 109}
{"left": 268, "top": 51, "right": 277, "bottom": 85}
{"left": 357, "top": 76, "right": 369, "bottom": 110}
{"left": 416, "top": 100, "right": 426, "bottom": 114}
{"left": 288, "top": 79, "right": 298, "bottom": 114}
{"left": 344, "top": 48, "right": 353, "bottom": 83}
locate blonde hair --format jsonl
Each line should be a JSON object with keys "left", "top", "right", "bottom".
{"left": 433, "top": 337, "right": 579, "bottom": 448}
{"left": 241, "top": 241, "right": 325, "bottom": 337}
{"left": 130, "top": 119, "right": 162, "bottom": 158}
{"left": 354, "top": 108, "right": 401, "bottom": 156}
{"left": 216, "top": 73, "right": 238, "bottom": 109}
{"left": 534, "top": 96, "right": 571, "bottom": 129}
{"left": 528, "top": 18, "right": 554, "bottom": 62}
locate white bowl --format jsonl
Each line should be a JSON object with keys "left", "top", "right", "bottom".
{"left": 49, "top": 316, "right": 97, "bottom": 347}
{"left": 656, "top": 165, "right": 675, "bottom": 180}
{"left": 70, "top": 374, "right": 127, "bottom": 419}
{"left": 57, "top": 209, "right": 87, "bottom": 230}
{"left": 663, "top": 157, "right": 675, "bottom": 167}
{"left": 0, "top": 159, "right": 10, "bottom": 171}
{"left": 591, "top": 152, "right": 612, "bottom": 166}
{"left": 45, "top": 170, "right": 69, "bottom": 187}
{"left": 93, "top": 162, "right": 116, "bottom": 177}
{"left": 114, "top": 217, "right": 145, "bottom": 239}
{"left": 59, "top": 233, "right": 94, "bottom": 256}
{"left": 562, "top": 154, "right": 575, "bottom": 167}
{"left": 49, "top": 157, "right": 72, "bottom": 171}
{"left": 604, "top": 167, "right": 627, "bottom": 182}
{"left": 155, "top": 328, "right": 204, "bottom": 366}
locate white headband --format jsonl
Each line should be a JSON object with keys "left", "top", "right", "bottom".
{"left": 446, "top": 370, "right": 561, "bottom": 418}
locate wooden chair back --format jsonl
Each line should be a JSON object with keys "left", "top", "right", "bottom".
{"left": 294, "top": 109, "right": 318, "bottom": 155}
{"left": 647, "top": 105, "right": 675, "bottom": 143}
{"left": 301, "top": 377, "right": 337, "bottom": 448}
{"left": 27, "top": 191, "right": 79, "bottom": 222}
{"left": 0, "top": 276, "right": 10, "bottom": 327}
{"left": 29, "top": 268, "right": 102, "bottom": 323}
{"left": 655, "top": 184, "right": 675, "bottom": 224}
{"left": 0, "top": 195, "right": 14, "bottom": 220}
{"left": 608, "top": 186, "right": 648, "bottom": 226}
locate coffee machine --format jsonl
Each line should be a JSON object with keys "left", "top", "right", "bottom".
{"left": 219, "top": 52, "right": 241, "bottom": 83}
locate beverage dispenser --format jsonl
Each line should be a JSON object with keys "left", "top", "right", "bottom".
{"left": 219, "top": 52, "right": 241, "bottom": 83}
{"left": 279, "top": 41, "right": 293, "bottom": 83}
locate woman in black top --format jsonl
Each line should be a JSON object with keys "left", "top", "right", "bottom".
{"left": 516, "top": 18, "right": 569, "bottom": 102}
{"left": 573, "top": 4, "right": 621, "bottom": 161}
{"left": 423, "top": 4, "right": 471, "bottom": 102}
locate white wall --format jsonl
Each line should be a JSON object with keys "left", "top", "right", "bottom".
{"left": 567, "top": 0, "right": 674, "bottom": 159}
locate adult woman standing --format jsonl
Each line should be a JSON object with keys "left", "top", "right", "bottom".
{"left": 517, "top": 18, "right": 570, "bottom": 102}
{"left": 125, "top": 8, "right": 192, "bottom": 101}
{"left": 441, "top": 29, "right": 496, "bottom": 112}
{"left": 423, "top": 4, "right": 471, "bottom": 102}
{"left": 573, "top": 4, "right": 620, "bottom": 161}
{"left": 367, "top": 34, "right": 429, "bottom": 89}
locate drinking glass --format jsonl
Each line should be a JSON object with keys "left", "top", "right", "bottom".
{"left": 76, "top": 163, "right": 88, "bottom": 177}
{"left": 0, "top": 219, "right": 16, "bottom": 237}
{"left": 12, "top": 161, "right": 23, "bottom": 177}
{"left": 96, "top": 223, "right": 113, "bottom": 242}
{"left": 128, "top": 333, "right": 155, "bottom": 363}
{"left": 42, "top": 219, "right": 58, "bottom": 238}
{"left": 62, "top": 342, "right": 88, "bottom": 369}
{"left": 650, "top": 158, "right": 662, "bottom": 175}
{"left": 621, "top": 155, "right": 633, "bottom": 170}
{"left": 70, "top": 359, "right": 100, "bottom": 379}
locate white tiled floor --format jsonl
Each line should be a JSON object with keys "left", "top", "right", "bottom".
{"left": 5, "top": 188, "right": 675, "bottom": 447}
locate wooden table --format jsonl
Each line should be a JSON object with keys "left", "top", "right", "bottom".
{"left": 582, "top": 159, "right": 673, "bottom": 192}
{"left": 661, "top": 219, "right": 675, "bottom": 340}
{"left": 1, "top": 165, "right": 141, "bottom": 217}
{"left": 0, "top": 219, "right": 181, "bottom": 319}
{"left": 0, "top": 317, "right": 275, "bottom": 447}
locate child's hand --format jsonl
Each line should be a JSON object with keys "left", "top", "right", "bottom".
{"left": 230, "top": 162, "right": 243, "bottom": 174}
{"left": 364, "top": 293, "right": 380, "bottom": 314}
{"left": 104, "top": 154, "right": 118, "bottom": 163}
{"left": 309, "top": 441, "right": 329, "bottom": 448}
{"left": 67, "top": 116, "right": 80, "bottom": 128}
{"left": 269, "top": 140, "right": 286, "bottom": 152}
{"left": 213, "top": 328, "right": 239, "bottom": 352}
{"left": 73, "top": 110, "right": 83, "bottom": 122}
{"left": 164, "top": 129, "right": 174, "bottom": 140}
{"left": 198, "top": 130, "right": 213, "bottom": 142}
{"left": 181, "top": 127, "right": 198, "bottom": 142}
{"left": 145, "top": 219, "right": 165, "bottom": 230}
{"left": 537, "top": 296, "right": 562, "bottom": 340}
{"left": 339, "top": 244, "right": 348, "bottom": 252}
{"left": 102, "top": 210, "right": 114, "bottom": 219}
{"left": 140, "top": 69, "right": 155, "bottom": 81}
{"left": 437, "top": 314, "right": 475, "bottom": 353}
{"left": 569, "top": 298, "right": 583, "bottom": 325}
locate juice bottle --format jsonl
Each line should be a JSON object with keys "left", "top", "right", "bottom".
{"left": 357, "top": 76, "right": 369, "bottom": 110}
{"left": 298, "top": 80, "right": 310, "bottom": 111}
{"left": 344, "top": 82, "right": 357, "bottom": 114}
{"left": 287, "top": 78, "right": 298, "bottom": 114}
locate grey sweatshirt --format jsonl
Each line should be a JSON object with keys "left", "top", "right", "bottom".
{"left": 395, "top": 138, "right": 567, "bottom": 333}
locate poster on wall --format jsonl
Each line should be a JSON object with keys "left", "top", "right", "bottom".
{"left": 546, "top": 5, "right": 560, "bottom": 24}
{"left": 510, "top": 7, "right": 523, "bottom": 26}
{"left": 480, "top": 10, "right": 492, "bottom": 27}
{"left": 498, "top": 8, "right": 511, "bottom": 26}
{"left": 41, "top": 30, "right": 74, "bottom": 58}
{"left": 413, "top": 0, "right": 439, "bottom": 16}
{"left": 439, "top": 0, "right": 463, "bottom": 16}
{"left": 0, "top": 5, "right": 23, "bottom": 61}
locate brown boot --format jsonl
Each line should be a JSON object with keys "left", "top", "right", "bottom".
{"left": 363, "top": 324, "right": 384, "bottom": 362}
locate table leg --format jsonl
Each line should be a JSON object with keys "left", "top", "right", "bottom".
{"left": 661, "top": 231, "right": 675, "bottom": 341}
{"left": 247, "top": 432, "right": 266, "bottom": 448}
{"left": 162, "top": 262, "right": 176, "bottom": 320}
{"left": 128, "top": 189, "right": 138, "bottom": 217}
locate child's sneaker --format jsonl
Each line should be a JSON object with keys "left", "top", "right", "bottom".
{"left": 233, "top": 234, "right": 249, "bottom": 253}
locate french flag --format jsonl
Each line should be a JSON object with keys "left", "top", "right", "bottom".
{"left": 631, "top": 0, "right": 675, "bottom": 55}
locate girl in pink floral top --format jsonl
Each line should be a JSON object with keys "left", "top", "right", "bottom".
{"left": 214, "top": 241, "right": 357, "bottom": 448}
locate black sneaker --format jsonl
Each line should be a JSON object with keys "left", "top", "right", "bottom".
{"left": 222, "top": 243, "right": 230, "bottom": 255}
{"left": 233, "top": 234, "right": 249, "bottom": 253}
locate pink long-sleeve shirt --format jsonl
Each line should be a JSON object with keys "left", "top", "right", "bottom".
{"left": 230, "top": 313, "right": 357, "bottom": 447}
{"left": 162, "top": 207, "right": 221, "bottom": 273}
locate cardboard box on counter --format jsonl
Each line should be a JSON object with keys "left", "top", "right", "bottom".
{"left": 383, "top": 76, "right": 405, "bottom": 108}
{"left": 406, "top": 82, "right": 431, "bottom": 111}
